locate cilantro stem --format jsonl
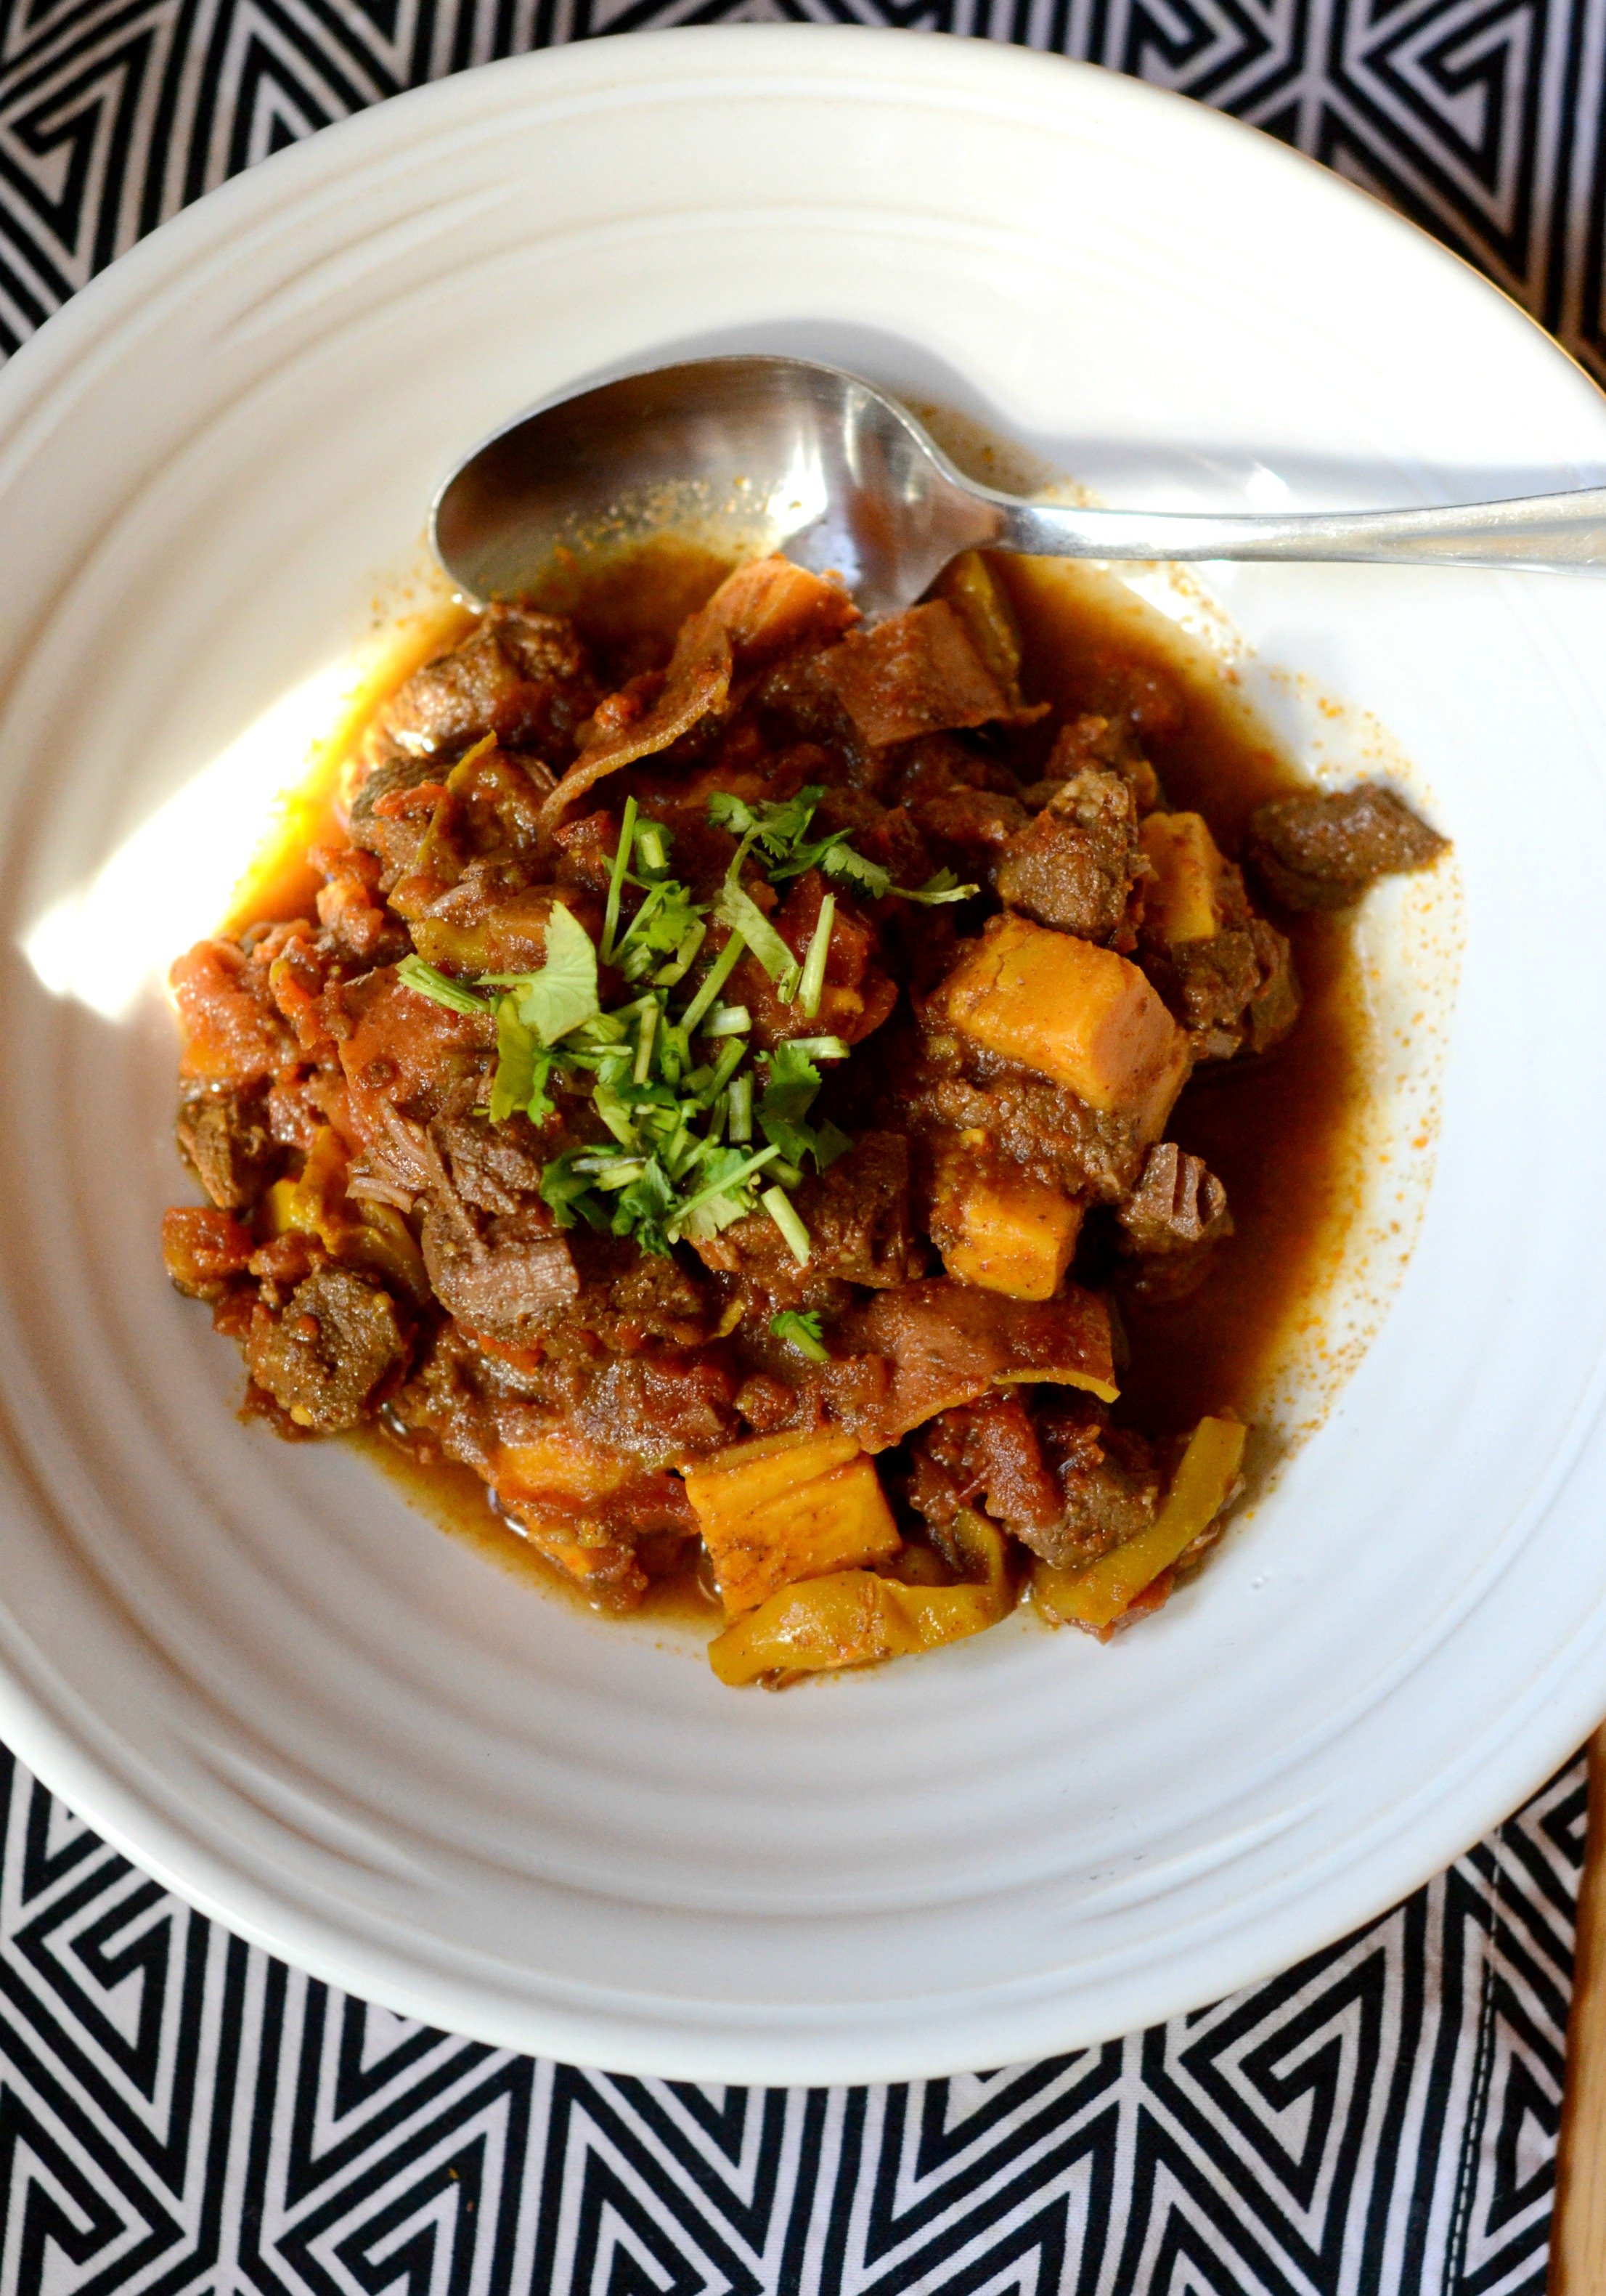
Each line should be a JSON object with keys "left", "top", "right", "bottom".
{"left": 633, "top": 1001, "right": 659, "bottom": 1084}
{"left": 701, "top": 1004, "right": 751, "bottom": 1038}
{"left": 702, "top": 1038, "right": 747, "bottom": 1106}
{"left": 785, "top": 1035, "right": 849, "bottom": 1060}
{"left": 395, "top": 956, "right": 492, "bottom": 1016}
{"left": 669, "top": 1144, "right": 780, "bottom": 1234}
{"left": 602, "top": 797, "right": 637, "bottom": 964}
{"left": 798, "top": 893, "right": 834, "bottom": 1019}
{"left": 637, "top": 820, "right": 669, "bottom": 872}
{"left": 727, "top": 1072, "right": 752, "bottom": 1142}
{"left": 654, "top": 919, "right": 706, "bottom": 987}
{"left": 761, "top": 1186, "right": 812, "bottom": 1266}
{"left": 681, "top": 932, "right": 746, "bottom": 1033}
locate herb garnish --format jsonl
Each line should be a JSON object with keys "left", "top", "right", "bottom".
{"left": 706, "top": 786, "right": 977, "bottom": 906}
{"left": 394, "top": 778, "right": 946, "bottom": 1262}
{"left": 770, "top": 1308, "right": 829, "bottom": 1361}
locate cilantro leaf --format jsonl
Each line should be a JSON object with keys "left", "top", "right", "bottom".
{"left": 487, "top": 998, "right": 555, "bottom": 1126}
{"left": 757, "top": 1041, "right": 829, "bottom": 1169}
{"left": 820, "top": 844, "right": 890, "bottom": 898}
{"left": 770, "top": 1308, "right": 828, "bottom": 1362}
{"left": 902, "top": 868, "right": 977, "bottom": 905}
{"left": 509, "top": 903, "right": 599, "bottom": 1045}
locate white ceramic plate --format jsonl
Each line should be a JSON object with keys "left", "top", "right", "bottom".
{"left": 2, "top": 27, "right": 1605, "bottom": 2083}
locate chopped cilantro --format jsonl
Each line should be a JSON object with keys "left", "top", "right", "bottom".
{"left": 395, "top": 956, "right": 492, "bottom": 1015}
{"left": 757, "top": 1041, "right": 849, "bottom": 1174}
{"left": 770, "top": 1309, "right": 828, "bottom": 1361}
{"left": 708, "top": 787, "right": 978, "bottom": 908}
{"left": 762, "top": 1186, "right": 812, "bottom": 1266}
{"left": 714, "top": 878, "right": 799, "bottom": 1001}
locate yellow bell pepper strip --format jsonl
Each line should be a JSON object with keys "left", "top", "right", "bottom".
{"left": 1035, "top": 1416, "right": 1247, "bottom": 1632}
{"left": 707, "top": 1506, "right": 1013, "bottom": 1685}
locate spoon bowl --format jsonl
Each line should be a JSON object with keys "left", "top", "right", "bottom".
{"left": 433, "top": 354, "right": 1606, "bottom": 611}
{"left": 432, "top": 355, "right": 998, "bottom": 617}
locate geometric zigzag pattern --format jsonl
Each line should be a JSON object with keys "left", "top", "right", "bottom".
{"left": 0, "top": 1, "right": 1601, "bottom": 2275}
{"left": 0, "top": 0, "right": 1605, "bottom": 375}
{"left": 0, "top": 1745, "right": 1585, "bottom": 2294}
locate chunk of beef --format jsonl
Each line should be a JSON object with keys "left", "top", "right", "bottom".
{"left": 1117, "top": 1143, "right": 1232, "bottom": 1302}
{"left": 428, "top": 1114, "right": 547, "bottom": 1216}
{"left": 798, "top": 1132, "right": 918, "bottom": 1288}
{"left": 573, "top": 1353, "right": 738, "bottom": 1466}
{"left": 908, "top": 1391, "right": 1063, "bottom": 1543}
{"left": 589, "top": 1243, "right": 710, "bottom": 1348}
{"left": 1245, "top": 783, "right": 1448, "bottom": 911}
{"left": 368, "top": 606, "right": 598, "bottom": 768}
{"left": 839, "top": 1278, "right": 1116, "bottom": 1449}
{"left": 330, "top": 965, "right": 494, "bottom": 1151}
{"left": 245, "top": 1264, "right": 409, "bottom": 1432}
{"left": 1020, "top": 713, "right": 1159, "bottom": 813}
{"left": 995, "top": 766, "right": 1145, "bottom": 943}
{"left": 1031, "top": 1392, "right": 1163, "bottom": 1567}
{"left": 815, "top": 601, "right": 1018, "bottom": 748}
{"left": 892, "top": 1029, "right": 1152, "bottom": 1204}
{"left": 696, "top": 1133, "right": 918, "bottom": 1300}
{"left": 1143, "top": 916, "right": 1300, "bottom": 1062}
{"left": 176, "top": 1085, "right": 277, "bottom": 1210}
{"left": 422, "top": 1202, "right": 579, "bottom": 1343}
{"left": 911, "top": 786, "right": 1029, "bottom": 877}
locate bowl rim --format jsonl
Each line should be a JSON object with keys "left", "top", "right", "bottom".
{"left": 2, "top": 23, "right": 1606, "bottom": 2080}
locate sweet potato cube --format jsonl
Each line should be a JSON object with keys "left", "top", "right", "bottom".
{"left": 494, "top": 1428, "right": 635, "bottom": 1503}
{"left": 684, "top": 1431, "right": 900, "bottom": 1616}
{"left": 939, "top": 1177, "right": 1083, "bottom": 1302}
{"left": 942, "top": 915, "right": 1189, "bottom": 1141}
{"left": 1140, "top": 812, "right": 1228, "bottom": 944}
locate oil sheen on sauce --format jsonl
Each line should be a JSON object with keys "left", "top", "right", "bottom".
{"left": 226, "top": 542, "right": 1367, "bottom": 1625}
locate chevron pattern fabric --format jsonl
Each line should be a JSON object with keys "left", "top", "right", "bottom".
{"left": 0, "top": 0, "right": 1604, "bottom": 374}
{"left": 0, "top": 1747, "right": 1586, "bottom": 2292}
{"left": 0, "top": 4, "right": 1602, "bottom": 2282}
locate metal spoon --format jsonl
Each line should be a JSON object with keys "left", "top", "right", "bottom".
{"left": 433, "top": 354, "right": 1606, "bottom": 617}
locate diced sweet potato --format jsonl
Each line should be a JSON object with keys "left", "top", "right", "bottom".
{"left": 936, "top": 1172, "right": 1083, "bottom": 1301}
{"left": 684, "top": 1428, "right": 900, "bottom": 1615}
{"left": 1140, "top": 812, "right": 1228, "bottom": 945}
{"left": 494, "top": 1428, "right": 637, "bottom": 1503}
{"left": 941, "top": 914, "right": 1188, "bottom": 1142}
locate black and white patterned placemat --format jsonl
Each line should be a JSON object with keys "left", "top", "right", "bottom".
{"left": 1, "top": 5, "right": 1602, "bottom": 2285}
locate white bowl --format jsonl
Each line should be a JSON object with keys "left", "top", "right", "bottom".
{"left": 1, "top": 26, "right": 1605, "bottom": 2084}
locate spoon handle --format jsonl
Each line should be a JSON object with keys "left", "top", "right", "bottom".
{"left": 985, "top": 485, "right": 1606, "bottom": 572}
